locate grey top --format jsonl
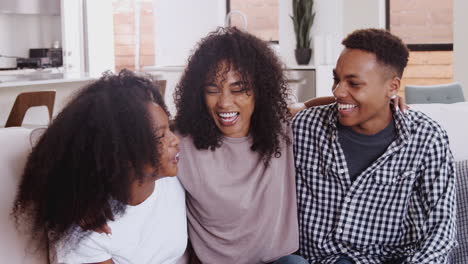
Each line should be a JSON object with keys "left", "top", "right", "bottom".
{"left": 176, "top": 128, "right": 298, "bottom": 264}
{"left": 337, "top": 120, "right": 396, "bottom": 182}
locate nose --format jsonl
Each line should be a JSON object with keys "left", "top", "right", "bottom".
{"left": 217, "top": 90, "right": 234, "bottom": 108}
{"left": 169, "top": 130, "right": 180, "bottom": 148}
{"left": 332, "top": 82, "right": 347, "bottom": 99}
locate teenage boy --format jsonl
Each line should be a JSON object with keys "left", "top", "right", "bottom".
{"left": 293, "top": 28, "right": 456, "bottom": 264}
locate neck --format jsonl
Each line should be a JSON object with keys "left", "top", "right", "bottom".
{"left": 351, "top": 106, "right": 393, "bottom": 135}
{"left": 128, "top": 178, "right": 156, "bottom": 206}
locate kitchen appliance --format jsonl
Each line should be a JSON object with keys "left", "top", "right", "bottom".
{"left": 16, "top": 58, "right": 43, "bottom": 69}
{"left": 48, "top": 48, "right": 63, "bottom": 67}
{"left": 16, "top": 48, "right": 63, "bottom": 69}
{"left": 29, "top": 48, "right": 49, "bottom": 58}
{"left": 0, "top": 57, "right": 17, "bottom": 70}
{"left": 28, "top": 48, "right": 50, "bottom": 67}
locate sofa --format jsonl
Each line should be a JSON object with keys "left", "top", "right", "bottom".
{"left": 0, "top": 127, "right": 48, "bottom": 263}
{"left": 1, "top": 103, "right": 467, "bottom": 263}
{"left": 410, "top": 102, "right": 468, "bottom": 263}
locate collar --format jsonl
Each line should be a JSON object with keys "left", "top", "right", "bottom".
{"left": 327, "top": 102, "right": 411, "bottom": 144}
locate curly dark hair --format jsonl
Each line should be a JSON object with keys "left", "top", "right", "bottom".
{"left": 342, "top": 28, "right": 409, "bottom": 77}
{"left": 12, "top": 70, "right": 168, "bottom": 249}
{"left": 174, "top": 27, "right": 291, "bottom": 165}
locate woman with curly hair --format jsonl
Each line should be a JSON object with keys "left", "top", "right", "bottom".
{"left": 12, "top": 70, "right": 187, "bottom": 264}
{"left": 174, "top": 27, "right": 310, "bottom": 264}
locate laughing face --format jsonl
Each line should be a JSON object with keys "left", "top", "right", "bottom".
{"left": 146, "top": 102, "right": 180, "bottom": 177}
{"left": 332, "top": 48, "right": 399, "bottom": 135}
{"left": 204, "top": 64, "right": 255, "bottom": 138}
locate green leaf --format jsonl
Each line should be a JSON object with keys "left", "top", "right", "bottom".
{"left": 291, "top": 0, "right": 315, "bottom": 49}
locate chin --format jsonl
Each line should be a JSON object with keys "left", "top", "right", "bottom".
{"left": 338, "top": 117, "right": 353, "bottom": 127}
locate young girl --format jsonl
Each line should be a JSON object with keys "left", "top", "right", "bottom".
{"left": 12, "top": 70, "right": 187, "bottom": 264}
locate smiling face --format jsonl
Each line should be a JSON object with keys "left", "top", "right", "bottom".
{"left": 146, "top": 102, "right": 180, "bottom": 177}
{"left": 332, "top": 48, "right": 400, "bottom": 135}
{"left": 204, "top": 64, "right": 255, "bottom": 138}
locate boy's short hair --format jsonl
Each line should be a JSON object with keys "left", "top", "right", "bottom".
{"left": 342, "top": 28, "right": 409, "bottom": 77}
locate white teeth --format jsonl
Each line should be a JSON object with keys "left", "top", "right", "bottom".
{"left": 338, "top": 103, "right": 357, "bottom": 110}
{"left": 218, "top": 112, "right": 238, "bottom": 118}
{"left": 174, "top": 153, "right": 180, "bottom": 162}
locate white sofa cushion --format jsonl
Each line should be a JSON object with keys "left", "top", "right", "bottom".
{"left": 0, "top": 127, "right": 48, "bottom": 263}
{"left": 451, "top": 160, "right": 468, "bottom": 263}
{"left": 409, "top": 102, "right": 468, "bottom": 162}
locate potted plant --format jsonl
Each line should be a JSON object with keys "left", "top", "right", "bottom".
{"left": 290, "top": 0, "right": 315, "bottom": 65}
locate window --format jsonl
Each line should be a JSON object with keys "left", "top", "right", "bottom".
{"left": 386, "top": 0, "right": 454, "bottom": 93}
{"left": 386, "top": 0, "right": 453, "bottom": 51}
{"left": 227, "top": 0, "right": 279, "bottom": 42}
{"left": 112, "top": 0, "right": 155, "bottom": 72}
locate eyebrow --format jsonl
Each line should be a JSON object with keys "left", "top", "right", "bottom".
{"left": 333, "top": 69, "right": 360, "bottom": 79}
{"left": 229, "top": 81, "right": 244, "bottom": 86}
{"left": 154, "top": 125, "right": 167, "bottom": 131}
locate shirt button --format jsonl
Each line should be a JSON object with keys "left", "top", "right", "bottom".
{"left": 336, "top": 228, "right": 343, "bottom": 234}
{"left": 345, "top": 197, "right": 351, "bottom": 203}
{"left": 331, "top": 135, "right": 336, "bottom": 140}
{"left": 339, "top": 169, "right": 345, "bottom": 174}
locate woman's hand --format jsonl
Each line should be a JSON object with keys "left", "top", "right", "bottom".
{"left": 90, "top": 259, "right": 114, "bottom": 264}
{"left": 391, "top": 94, "right": 409, "bottom": 114}
{"left": 79, "top": 219, "right": 112, "bottom": 235}
{"left": 95, "top": 224, "right": 112, "bottom": 235}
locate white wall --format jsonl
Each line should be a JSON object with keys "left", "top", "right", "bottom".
{"left": 0, "top": 14, "right": 61, "bottom": 67}
{"left": 84, "top": 0, "right": 115, "bottom": 77}
{"left": 454, "top": 0, "right": 468, "bottom": 96}
{"left": 153, "top": 0, "right": 226, "bottom": 66}
{"left": 61, "top": 0, "right": 85, "bottom": 74}
{"left": 343, "top": 0, "right": 385, "bottom": 36}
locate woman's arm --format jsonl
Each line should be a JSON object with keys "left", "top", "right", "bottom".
{"left": 288, "top": 95, "right": 408, "bottom": 117}
{"left": 288, "top": 96, "right": 335, "bottom": 117}
{"left": 89, "top": 259, "right": 114, "bottom": 264}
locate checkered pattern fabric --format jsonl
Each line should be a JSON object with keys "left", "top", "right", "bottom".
{"left": 451, "top": 160, "right": 468, "bottom": 263}
{"left": 293, "top": 103, "right": 457, "bottom": 264}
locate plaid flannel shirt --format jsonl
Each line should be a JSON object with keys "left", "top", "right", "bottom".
{"left": 292, "top": 103, "right": 457, "bottom": 264}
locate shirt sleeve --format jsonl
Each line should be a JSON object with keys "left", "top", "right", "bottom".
{"left": 405, "top": 130, "right": 457, "bottom": 264}
{"left": 56, "top": 232, "right": 112, "bottom": 264}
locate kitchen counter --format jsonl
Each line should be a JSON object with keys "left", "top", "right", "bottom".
{"left": 0, "top": 70, "right": 95, "bottom": 126}
{"left": 0, "top": 69, "right": 94, "bottom": 88}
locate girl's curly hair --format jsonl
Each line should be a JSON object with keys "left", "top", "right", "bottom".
{"left": 12, "top": 70, "right": 168, "bottom": 249}
{"left": 174, "top": 27, "right": 291, "bottom": 165}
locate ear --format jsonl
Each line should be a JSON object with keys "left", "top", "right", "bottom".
{"left": 386, "top": 76, "right": 401, "bottom": 99}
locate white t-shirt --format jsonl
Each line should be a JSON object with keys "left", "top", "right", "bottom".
{"left": 56, "top": 177, "right": 187, "bottom": 264}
